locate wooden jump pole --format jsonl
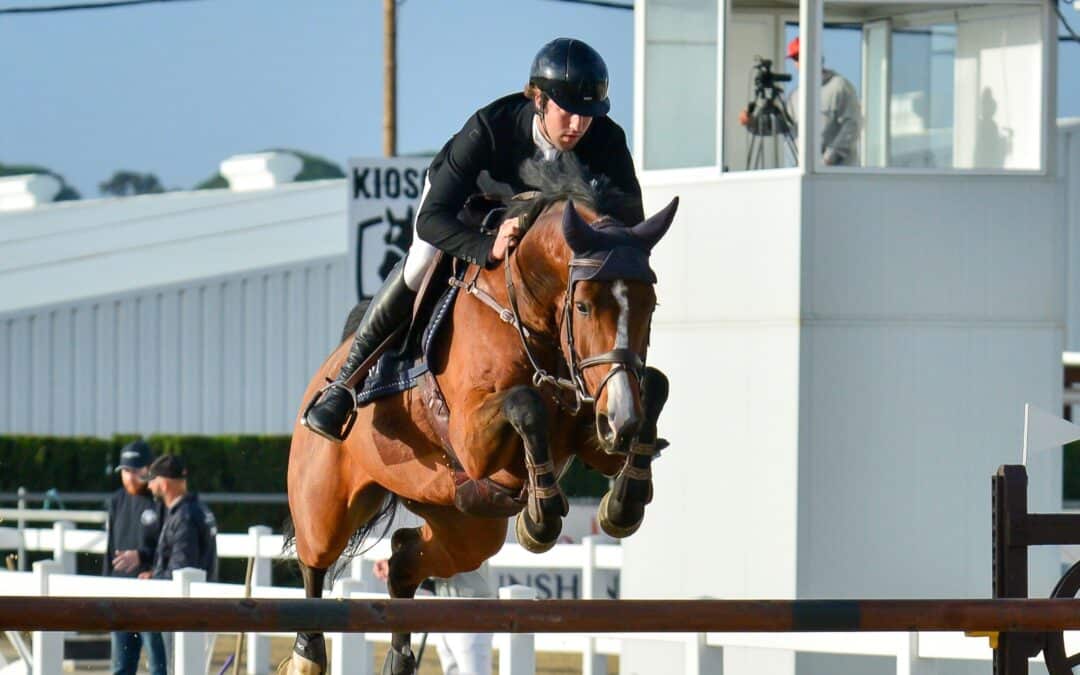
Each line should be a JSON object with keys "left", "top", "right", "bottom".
{"left": 4, "top": 597, "right": 1080, "bottom": 634}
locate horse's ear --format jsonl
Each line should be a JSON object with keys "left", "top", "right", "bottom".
{"left": 630, "top": 196, "right": 679, "bottom": 250}
{"left": 562, "top": 199, "right": 605, "bottom": 254}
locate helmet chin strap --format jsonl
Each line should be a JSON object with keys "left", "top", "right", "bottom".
{"left": 533, "top": 103, "right": 562, "bottom": 158}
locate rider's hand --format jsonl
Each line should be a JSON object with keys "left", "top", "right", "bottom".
{"left": 739, "top": 108, "right": 751, "bottom": 127}
{"left": 373, "top": 558, "right": 390, "bottom": 582}
{"left": 112, "top": 549, "right": 140, "bottom": 573}
{"left": 488, "top": 217, "right": 523, "bottom": 264}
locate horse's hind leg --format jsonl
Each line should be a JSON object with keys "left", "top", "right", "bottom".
{"left": 286, "top": 457, "right": 390, "bottom": 674}
{"left": 504, "top": 385, "right": 568, "bottom": 553}
{"left": 288, "top": 564, "right": 329, "bottom": 674}
{"left": 599, "top": 366, "right": 669, "bottom": 537}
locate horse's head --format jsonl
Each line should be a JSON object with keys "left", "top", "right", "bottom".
{"left": 557, "top": 197, "right": 678, "bottom": 452}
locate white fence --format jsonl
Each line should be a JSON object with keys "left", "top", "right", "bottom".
{"left": 0, "top": 519, "right": 622, "bottom": 675}
{"left": 0, "top": 517, "right": 1066, "bottom": 675}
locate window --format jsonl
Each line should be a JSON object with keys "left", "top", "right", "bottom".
{"left": 643, "top": 0, "right": 718, "bottom": 170}
{"left": 831, "top": 1, "right": 1045, "bottom": 171}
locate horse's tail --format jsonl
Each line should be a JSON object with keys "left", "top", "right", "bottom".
{"left": 280, "top": 492, "right": 401, "bottom": 582}
{"left": 330, "top": 491, "right": 400, "bottom": 581}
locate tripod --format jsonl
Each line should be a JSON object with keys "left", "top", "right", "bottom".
{"left": 745, "top": 91, "right": 799, "bottom": 170}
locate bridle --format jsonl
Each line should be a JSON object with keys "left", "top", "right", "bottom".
{"left": 451, "top": 222, "right": 647, "bottom": 416}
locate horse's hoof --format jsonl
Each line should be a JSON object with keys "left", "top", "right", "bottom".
{"left": 381, "top": 645, "right": 416, "bottom": 675}
{"left": 598, "top": 490, "right": 644, "bottom": 538}
{"left": 286, "top": 632, "right": 326, "bottom": 675}
{"left": 516, "top": 511, "right": 559, "bottom": 553}
{"left": 280, "top": 654, "right": 323, "bottom": 675}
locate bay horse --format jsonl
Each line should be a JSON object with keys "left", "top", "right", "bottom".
{"left": 286, "top": 161, "right": 677, "bottom": 675}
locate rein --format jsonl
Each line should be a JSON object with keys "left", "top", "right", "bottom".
{"left": 450, "top": 210, "right": 646, "bottom": 415}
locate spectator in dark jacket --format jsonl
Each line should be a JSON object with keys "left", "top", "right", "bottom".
{"left": 117, "top": 453, "right": 218, "bottom": 669}
{"left": 105, "top": 439, "right": 166, "bottom": 675}
{"left": 144, "top": 454, "right": 218, "bottom": 582}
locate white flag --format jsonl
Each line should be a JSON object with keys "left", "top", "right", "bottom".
{"left": 1022, "top": 403, "right": 1080, "bottom": 464}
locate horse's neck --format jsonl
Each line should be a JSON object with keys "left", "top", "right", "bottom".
{"left": 501, "top": 208, "right": 571, "bottom": 329}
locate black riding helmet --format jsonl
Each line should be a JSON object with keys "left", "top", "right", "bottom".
{"left": 529, "top": 38, "right": 610, "bottom": 117}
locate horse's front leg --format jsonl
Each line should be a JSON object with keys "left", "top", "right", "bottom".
{"left": 502, "top": 385, "right": 568, "bottom": 553}
{"left": 599, "top": 366, "right": 669, "bottom": 537}
{"left": 450, "top": 386, "right": 567, "bottom": 550}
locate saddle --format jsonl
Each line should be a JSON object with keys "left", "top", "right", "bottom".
{"left": 354, "top": 193, "right": 533, "bottom": 518}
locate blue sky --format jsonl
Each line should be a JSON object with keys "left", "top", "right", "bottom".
{"left": 0, "top": 0, "right": 1076, "bottom": 196}
{"left": 0, "top": 0, "right": 634, "bottom": 196}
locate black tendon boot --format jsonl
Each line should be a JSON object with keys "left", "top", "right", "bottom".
{"left": 302, "top": 262, "right": 416, "bottom": 441}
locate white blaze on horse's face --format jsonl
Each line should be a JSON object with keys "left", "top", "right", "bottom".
{"left": 605, "top": 280, "right": 638, "bottom": 441}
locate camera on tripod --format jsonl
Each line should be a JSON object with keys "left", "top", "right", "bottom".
{"left": 742, "top": 55, "right": 798, "bottom": 169}
{"left": 752, "top": 57, "right": 792, "bottom": 97}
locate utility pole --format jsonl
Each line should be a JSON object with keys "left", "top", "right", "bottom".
{"left": 383, "top": 0, "right": 397, "bottom": 157}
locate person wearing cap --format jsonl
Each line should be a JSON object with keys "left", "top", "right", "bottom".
{"left": 104, "top": 438, "right": 167, "bottom": 675}
{"left": 739, "top": 36, "right": 861, "bottom": 166}
{"left": 788, "top": 36, "right": 861, "bottom": 166}
{"left": 143, "top": 454, "right": 218, "bottom": 582}
{"left": 303, "top": 36, "right": 643, "bottom": 442}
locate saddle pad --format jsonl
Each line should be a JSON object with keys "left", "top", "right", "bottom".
{"left": 354, "top": 266, "right": 464, "bottom": 405}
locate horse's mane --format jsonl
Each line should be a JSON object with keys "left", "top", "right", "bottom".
{"left": 506, "top": 155, "right": 626, "bottom": 228}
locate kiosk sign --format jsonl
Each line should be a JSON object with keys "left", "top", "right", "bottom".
{"left": 346, "top": 157, "right": 430, "bottom": 302}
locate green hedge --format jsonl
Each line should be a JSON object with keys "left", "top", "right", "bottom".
{"left": 0, "top": 435, "right": 290, "bottom": 534}
{"left": 0, "top": 435, "right": 292, "bottom": 583}
{"left": 1064, "top": 441, "right": 1080, "bottom": 501}
{"left": 0, "top": 434, "right": 610, "bottom": 584}
{"left": 0, "top": 434, "right": 608, "bottom": 529}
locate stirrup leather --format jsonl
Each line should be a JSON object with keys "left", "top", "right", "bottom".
{"left": 301, "top": 380, "right": 360, "bottom": 442}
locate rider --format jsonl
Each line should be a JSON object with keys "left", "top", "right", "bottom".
{"left": 303, "top": 37, "right": 645, "bottom": 442}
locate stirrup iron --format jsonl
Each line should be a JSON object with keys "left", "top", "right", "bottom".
{"left": 300, "top": 380, "right": 360, "bottom": 442}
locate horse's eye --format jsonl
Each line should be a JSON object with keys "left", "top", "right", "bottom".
{"left": 575, "top": 301, "right": 591, "bottom": 315}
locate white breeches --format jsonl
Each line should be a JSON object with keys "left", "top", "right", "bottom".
{"left": 403, "top": 177, "right": 439, "bottom": 291}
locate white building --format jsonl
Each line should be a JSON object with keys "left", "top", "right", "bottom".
{"left": 622, "top": 0, "right": 1074, "bottom": 673}
{"left": 0, "top": 163, "right": 349, "bottom": 437}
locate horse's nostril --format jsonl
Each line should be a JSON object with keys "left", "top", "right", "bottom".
{"left": 596, "top": 414, "right": 615, "bottom": 442}
{"left": 604, "top": 410, "right": 640, "bottom": 446}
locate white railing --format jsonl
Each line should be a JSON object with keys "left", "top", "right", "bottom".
{"left": 0, "top": 517, "right": 1064, "bottom": 675}
{"left": 0, "top": 521, "right": 622, "bottom": 675}
{"left": 0, "top": 521, "right": 622, "bottom": 590}
{"left": 0, "top": 558, "right": 1052, "bottom": 675}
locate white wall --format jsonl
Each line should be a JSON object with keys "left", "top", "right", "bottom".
{"left": 0, "top": 257, "right": 349, "bottom": 437}
{"left": 799, "top": 173, "right": 1064, "bottom": 674}
{"left": 1064, "top": 120, "right": 1080, "bottom": 353}
{"left": 622, "top": 169, "right": 1065, "bottom": 675}
{"left": 623, "top": 170, "right": 803, "bottom": 675}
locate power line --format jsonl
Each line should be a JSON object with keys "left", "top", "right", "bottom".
{"left": 0, "top": 0, "right": 201, "bottom": 15}
{"left": 544, "top": 0, "right": 633, "bottom": 10}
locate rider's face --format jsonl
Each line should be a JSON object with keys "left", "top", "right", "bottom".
{"left": 537, "top": 96, "right": 592, "bottom": 151}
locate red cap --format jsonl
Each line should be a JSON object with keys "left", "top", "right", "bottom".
{"left": 786, "top": 36, "right": 800, "bottom": 61}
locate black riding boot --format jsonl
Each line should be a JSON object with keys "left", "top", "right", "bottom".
{"left": 302, "top": 262, "right": 416, "bottom": 441}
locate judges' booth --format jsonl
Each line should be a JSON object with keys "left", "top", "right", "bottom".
{"left": 625, "top": 1, "right": 1063, "bottom": 674}
{"left": 637, "top": 0, "right": 1052, "bottom": 173}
